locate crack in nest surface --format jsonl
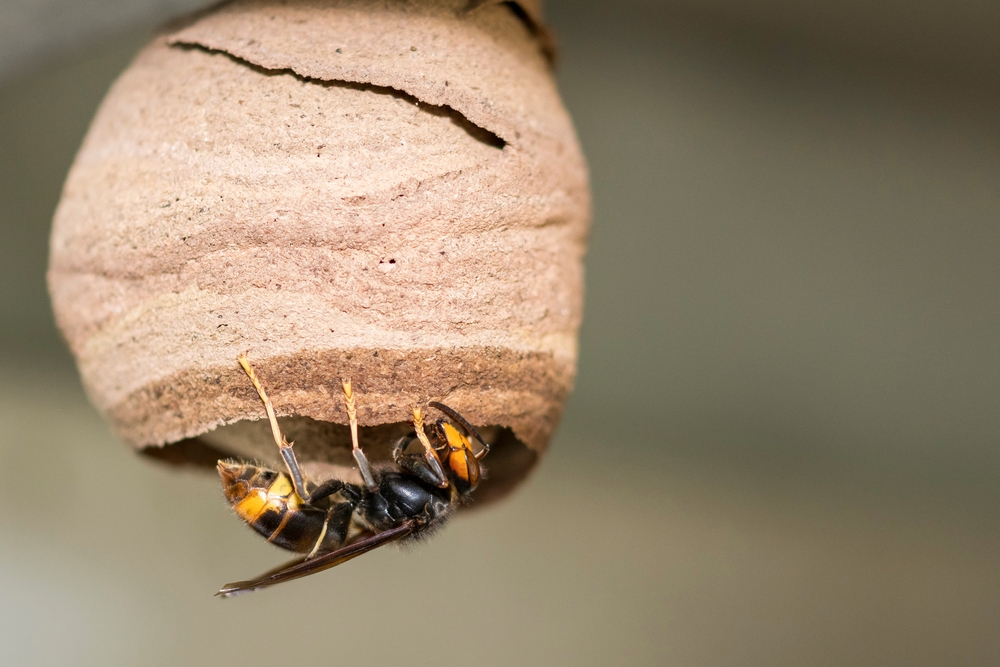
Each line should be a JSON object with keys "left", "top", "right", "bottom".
{"left": 169, "top": 41, "right": 507, "bottom": 151}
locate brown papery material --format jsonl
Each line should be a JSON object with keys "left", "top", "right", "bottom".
{"left": 48, "top": 0, "right": 589, "bottom": 502}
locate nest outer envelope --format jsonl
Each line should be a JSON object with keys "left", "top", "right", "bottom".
{"left": 48, "top": 0, "right": 590, "bottom": 501}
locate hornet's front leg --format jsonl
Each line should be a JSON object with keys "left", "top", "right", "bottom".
{"left": 391, "top": 407, "right": 448, "bottom": 488}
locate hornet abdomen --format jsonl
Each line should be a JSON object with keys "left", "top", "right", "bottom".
{"left": 218, "top": 461, "right": 352, "bottom": 554}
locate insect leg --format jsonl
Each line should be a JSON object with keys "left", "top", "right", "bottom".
{"left": 342, "top": 379, "right": 378, "bottom": 492}
{"left": 411, "top": 407, "right": 438, "bottom": 459}
{"left": 413, "top": 407, "right": 447, "bottom": 482}
{"left": 238, "top": 353, "right": 309, "bottom": 499}
{"left": 305, "top": 499, "right": 357, "bottom": 559}
{"left": 304, "top": 518, "right": 330, "bottom": 560}
{"left": 306, "top": 478, "right": 346, "bottom": 505}
{"left": 391, "top": 407, "right": 447, "bottom": 488}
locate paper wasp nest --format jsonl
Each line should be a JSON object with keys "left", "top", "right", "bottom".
{"left": 48, "top": 0, "right": 589, "bottom": 503}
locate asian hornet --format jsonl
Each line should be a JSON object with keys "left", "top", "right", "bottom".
{"left": 215, "top": 354, "right": 489, "bottom": 596}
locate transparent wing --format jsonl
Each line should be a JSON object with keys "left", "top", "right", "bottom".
{"left": 216, "top": 521, "right": 416, "bottom": 597}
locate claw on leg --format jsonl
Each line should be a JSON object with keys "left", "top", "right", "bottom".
{"left": 409, "top": 407, "right": 448, "bottom": 488}
{"left": 343, "top": 378, "right": 377, "bottom": 491}
{"left": 238, "top": 353, "right": 309, "bottom": 499}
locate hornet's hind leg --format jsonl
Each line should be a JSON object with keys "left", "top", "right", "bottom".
{"left": 238, "top": 353, "right": 310, "bottom": 499}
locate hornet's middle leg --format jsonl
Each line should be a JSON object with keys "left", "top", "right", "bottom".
{"left": 342, "top": 379, "right": 378, "bottom": 492}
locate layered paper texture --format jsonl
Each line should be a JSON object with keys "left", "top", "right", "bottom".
{"left": 49, "top": 0, "right": 589, "bottom": 498}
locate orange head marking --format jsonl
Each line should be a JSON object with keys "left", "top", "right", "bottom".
{"left": 439, "top": 422, "right": 481, "bottom": 493}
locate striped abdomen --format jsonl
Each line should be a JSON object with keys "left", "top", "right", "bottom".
{"left": 217, "top": 461, "right": 351, "bottom": 554}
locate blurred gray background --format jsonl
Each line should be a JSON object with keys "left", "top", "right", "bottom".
{"left": 2, "top": 1, "right": 999, "bottom": 665}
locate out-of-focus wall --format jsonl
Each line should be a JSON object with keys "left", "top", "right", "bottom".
{"left": 548, "top": 1, "right": 1000, "bottom": 481}
{"left": 4, "top": 0, "right": 999, "bottom": 83}
{"left": 624, "top": 0, "right": 1000, "bottom": 77}
{"left": 0, "top": 0, "right": 207, "bottom": 81}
